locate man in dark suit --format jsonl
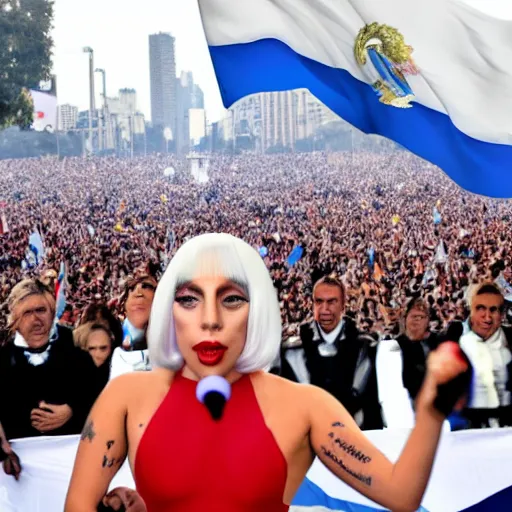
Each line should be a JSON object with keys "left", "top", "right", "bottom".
{"left": 0, "top": 278, "right": 98, "bottom": 477}
{"left": 280, "top": 276, "right": 383, "bottom": 430}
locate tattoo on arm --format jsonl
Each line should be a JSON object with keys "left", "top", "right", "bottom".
{"left": 319, "top": 421, "right": 373, "bottom": 486}
{"left": 320, "top": 445, "right": 372, "bottom": 486}
{"left": 102, "top": 454, "right": 123, "bottom": 469}
{"left": 331, "top": 435, "right": 372, "bottom": 463}
{"left": 328, "top": 421, "right": 372, "bottom": 463}
{"left": 106, "top": 440, "right": 115, "bottom": 450}
{"left": 80, "top": 420, "right": 96, "bottom": 442}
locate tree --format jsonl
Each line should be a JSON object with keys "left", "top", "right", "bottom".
{"left": 0, "top": 0, "right": 54, "bottom": 129}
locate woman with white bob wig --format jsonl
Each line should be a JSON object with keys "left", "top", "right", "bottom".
{"left": 148, "top": 232, "right": 282, "bottom": 374}
{"left": 65, "top": 233, "right": 469, "bottom": 512}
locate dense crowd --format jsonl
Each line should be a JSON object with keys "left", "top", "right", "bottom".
{"left": 1, "top": 151, "right": 511, "bottom": 343}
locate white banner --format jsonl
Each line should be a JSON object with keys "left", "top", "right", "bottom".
{"left": 1, "top": 429, "right": 512, "bottom": 511}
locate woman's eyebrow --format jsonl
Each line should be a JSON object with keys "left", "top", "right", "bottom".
{"left": 175, "top": 280, "right": 249, "bottom": 297}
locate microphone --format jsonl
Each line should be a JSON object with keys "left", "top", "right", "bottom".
{"left": 196, "top": 375, "right": 231, "bottom": 421}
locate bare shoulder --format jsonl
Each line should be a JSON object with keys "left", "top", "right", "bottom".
{"left": 251, "top": 372, "right": 327, "bottom": 413}
{"left": 98, "top": 368, "right": 173, "bottom": 412}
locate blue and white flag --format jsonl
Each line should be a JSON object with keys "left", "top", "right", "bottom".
{"left": 2, "top": 429, "right": 512, "bottom": 511}
{"left": 199, "top": 0, "right": 512, "bottom": 198}
{"left": 22, "top": 229, "right": 46, "bottom": 269}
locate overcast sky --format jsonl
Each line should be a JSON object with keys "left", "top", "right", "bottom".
{"left": 51, "top": 0, "right": 510, "bottom": 124}
{"left": 52, "top": 0, "right": 225, "bottom": 122}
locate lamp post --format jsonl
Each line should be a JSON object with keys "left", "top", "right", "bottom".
{"left": 95, "top": 68, "right": 112, "bottom": 149}
{"left": 82, "top": 47, "right": 96, "bottom": 154}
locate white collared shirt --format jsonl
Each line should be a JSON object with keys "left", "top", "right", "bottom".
{"left": 319, "top": 318, "right": 344, "bottom": 344}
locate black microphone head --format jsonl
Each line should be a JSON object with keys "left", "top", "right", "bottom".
{"left": 196, "top": 375, "right": 231, "bottom": 421}
{"left": 203, "top": 391, "right": 227, "bottom": 421}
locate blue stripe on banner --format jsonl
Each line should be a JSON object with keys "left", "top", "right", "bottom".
{"left": 292, "top": 478, "right": 430, "bottom": 512}
{"left": 460, "top": 484, "right": 512, "bottom": 512}
{"left": 208, "top": 39, "right": 512, "bottom": 198}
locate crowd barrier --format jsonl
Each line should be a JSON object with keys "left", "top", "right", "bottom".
{"left": 0, "top": 428, "right": 511, "bottom": 511}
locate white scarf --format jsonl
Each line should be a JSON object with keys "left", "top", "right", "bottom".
{"left": 314, "top": 319, "right": 345, "bottom": 357}
{"left": 14, "top": 323, "right": 58, "bottom": 367}
{"left": 460, "top": 328, "right": 510, "bottom": 409}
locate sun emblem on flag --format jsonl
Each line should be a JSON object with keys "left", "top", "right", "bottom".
{"left": 355, "top": 22, "right": 419, "bottom": 108}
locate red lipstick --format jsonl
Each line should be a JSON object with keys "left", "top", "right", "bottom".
{"left": 193, "top": 341, "right": 227, "bottom": 366}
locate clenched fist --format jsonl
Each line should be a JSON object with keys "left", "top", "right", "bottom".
{"left": 418, "top": 341, "right": 472, "bottom": 417}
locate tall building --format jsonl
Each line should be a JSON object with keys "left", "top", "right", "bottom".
{"left": 57, "top": 104, "right": 78, "bottom": 132}
{"left": 176, "top": 71, "right": 206, "bottom": 154}
{"left": 191, "top": 84, "right": 204, "bottom": 109}
{"left": 107, "top": 89, "right": 145, "bottom": 148}
{"left": 189, "top": 108, "right": 206, "bottom": 146}
{"left": 228, "top": 89, "right": 340, "bottom": 151}
{"left": 149, "top": 33, "right": 176, "bottom": 135}
{"left": 260, "top": 91, "right": 296, "bottom": 150}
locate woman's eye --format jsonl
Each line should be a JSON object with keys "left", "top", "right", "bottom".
{"left": 223, "top": 295, "right": 248, "bottom": 306}
{"left": 175, "top": 296, "right": 198, "bottom": 307}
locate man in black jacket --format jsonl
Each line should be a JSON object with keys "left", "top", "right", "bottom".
{"left": 0, "top": 279, "right": 98, "bottom": 452}
{"left": 280, "top": 276, "right": 383, "bottom": 430}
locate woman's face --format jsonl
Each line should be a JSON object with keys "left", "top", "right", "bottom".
{"left": 125, "top": 278, "right": 157, "bottom": 329}
{"left": 87, "top": 329, "right": 112, "bottom": 367}
{"left": 173, "top": 275, "right": 250, "bottom": 381}
{"left": 405, "top": 307, "right": 429, "bottom": 341}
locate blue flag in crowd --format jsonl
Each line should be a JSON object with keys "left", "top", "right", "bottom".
{"left": 368, "top": 247, "right": 375, "bottom": 267}
{"left": 286, "top": 245, "right": 304, "bottom": 266}
{"left": 199, "top": 0, "right": 512, "bottom": 198}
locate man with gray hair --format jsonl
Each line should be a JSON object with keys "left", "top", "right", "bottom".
{"left": 0, "top": 278, "right": 97, "bottom": 478}
{"left": 444, "top": 281, "right": 512, "bottom": 428}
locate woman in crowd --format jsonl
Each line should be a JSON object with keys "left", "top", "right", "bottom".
{"left": 376, "top": 298, "right": 442, "bottom": 429}
{"left": 109, "top": 267, "right": 158, "bottom": 379}
{"left": 65, "top": 234, "right": 468, "bottom": 512}
{"left": 75, "top": 322, "right": 117, "bottom": 400}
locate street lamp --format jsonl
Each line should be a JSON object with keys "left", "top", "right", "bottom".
{"left": 95, "top": 68, "right": 107, "bottom": 151}
{"left": 82, "top": 47, "right": 95, "bottom": 154}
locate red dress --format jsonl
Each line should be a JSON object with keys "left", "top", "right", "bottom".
{"left": 135, "top": 371, "right": 289, "bottom": 512}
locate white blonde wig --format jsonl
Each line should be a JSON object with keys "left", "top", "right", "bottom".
{"left": 148, "top": 233, "right": 282, "bottom": 373}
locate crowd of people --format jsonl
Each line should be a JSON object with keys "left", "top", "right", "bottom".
{"left": 1, "top": 151, "right": 511, "bottom": 343}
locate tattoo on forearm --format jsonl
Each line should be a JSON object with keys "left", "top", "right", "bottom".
{"left": 80, "top": 420, "right": 96, "bottom": 442}
{"left": 320, "top": 446, "right": 372, "bottom": 486}
{"left": 332, "top": 421, "right": 345, "bottom": 428}
{"left": 106, "top": 440, "right": 115, "bottom": 450}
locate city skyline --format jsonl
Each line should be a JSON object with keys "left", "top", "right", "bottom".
{"left": 51, "top": 0, "right": 224, "bottom": 123}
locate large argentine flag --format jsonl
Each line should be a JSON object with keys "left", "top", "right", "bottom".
{"left": 198, "top": 0, "right": 512, "bottom": 198}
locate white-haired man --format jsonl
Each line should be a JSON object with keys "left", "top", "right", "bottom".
{"left": 444, "top": 282, "right": 512, "bottom": 428}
